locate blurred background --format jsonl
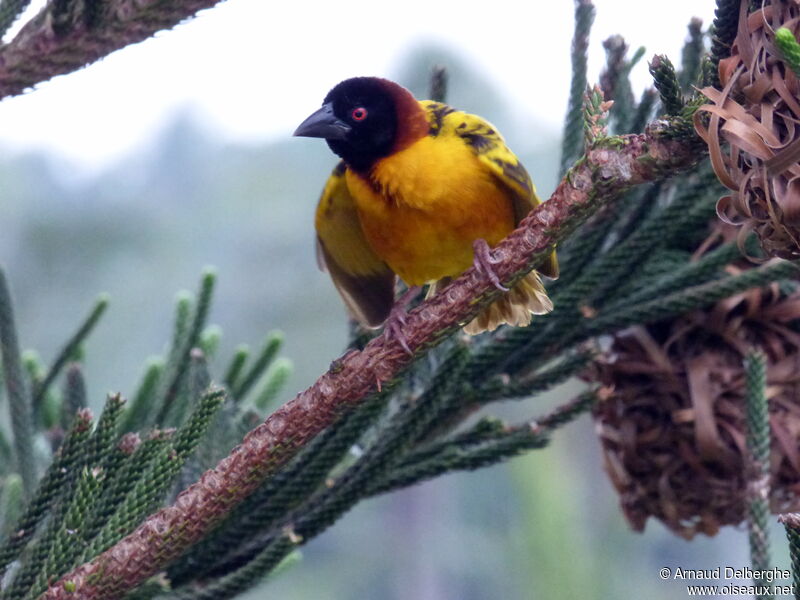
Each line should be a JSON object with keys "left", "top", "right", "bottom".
{"left": 1, "top": 0, "right": 788, "bottom": 598}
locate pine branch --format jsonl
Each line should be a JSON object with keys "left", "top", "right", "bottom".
{"left": 480, "top": 349, "right": 593, "bottom": 402}
{"left": 709, "top": 0, "right": 741, "bottom": 86}
{"left": 165, "top": 535, "right": 299, "bottom": 600}
{"left": 199, "top": 326, "right": 221, "bottom": 359}
{"left": 472, "top": 254, "right": 795, "bottom": 384}
{"left": 0, "top": 0, "right": 30, "bottom": 39}
{"left": 599, "top": 35, "right": 627, "bottom": 102}
{"left": 778, "top": 513, "right": 800, "bottom": 598}
{"left": 0, "top": 409, "right": 93, "bottom": 576}
{"left": 0, "top": 0, "right": 228, "bottom": 99}
{"left": 428, "top": 65, "right": 448, "bottom": 103}
{"left": 153, "top": 270, "right": 215, "bottom": 426}
{"left": 202, "top": 346, "right": 467, "bottom": 580}
{"left": 164, "top": 349, "right": 210, "bottom": 429}
{"left": 252, "top": 358, "right": 292, "bottom": 412}
{"left": 25, "top": 468, "right": 102, "bottom": 600}
{"left": 609, "top": 44, "right": 646, "bottom": 134}
{"left": 649, "top": 54, "right": 684, "bottom": 116}
{"left": 629, "top": 88, "right": 658, "bottom": 134}
{"left": 22, "top": 351, "right": 47, "bottom": 429}
{"left": 88, "top": 394, "right": 125, "bottom": 470}
{"left": 120, "top": 359, "right": 163, "bottom": 433}
{"left": 367, "top": 423, "right": 550, "bottom": 498}
{"left": 86, "top": 431, "right": 170, "bottom": 547}
{"left": 370, "top": 391, "right": 597, "bottom": 497}
{"left": 560, "top": 0, "right": 595, "bottom": 176}
{"left": 82, "top": 433, "right": 141, "bottom": 542}
{"left": 42, "top": 123, "right": 706, "bottom": 600}
{"left": 32, "top": 294, "right": 108, "bottom": 412}
{"left": 562, "top": 260, "right": 800, "bottom": 352}
{"left": 0, "top": 432, "right": 12, "bottom": 477}
{"left": 490, "top": 175, "right": 718, "bottom": 378}
{"left": 231, "top": 331, "right": 283, "bottom": 401}
{"left": 222, "top": 346, "right": 248, "bottom": 391}
{"left": 423, "top": 348, "right": 593, "bottom": 442}
{"left": 2, "top": 411, "right": 96, "bottom": 598}
{"left": 0, "top": 268, "right": 36, "bottom": 501}
{"left": 262, "top": 391, "right": 594, "bottom": 576}
{"left": 0, "top": 473, "right": 23, "bottom": 536}
{"left": 83, "top": 388, "right": 224, "bottom": 561}
{"left": 603, "top": 240, "right": 741, "bottom": 312}
{"left": 679, "top": 17, "right": 705, "bottom": 92}
{"left": 744, "top": 349, "right": 774, "bottom": 599}
{"left": 166, "top": 391, "right": 380, "bottom": 584}
{"left": 61, "top": 363, "right": 88, "bottom": 430}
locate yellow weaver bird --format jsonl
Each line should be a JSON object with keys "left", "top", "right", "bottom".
{"left": 295, "top": 77, "right": 557, "bottom": 344}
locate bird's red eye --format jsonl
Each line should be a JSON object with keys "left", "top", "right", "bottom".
{"left": 351, "top": 107, "right": 368, "bottom": 121}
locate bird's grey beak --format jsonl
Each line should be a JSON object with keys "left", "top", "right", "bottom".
{"left": 294, "top": 103, "right": 351, "bottom": 140}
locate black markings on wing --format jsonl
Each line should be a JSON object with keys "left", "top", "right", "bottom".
{"left": 458, "top": 117, "right": 534, "bottom": 206}
{"left": 489, "top": 156, "right": 533, "bottom": 203}
{"left": 426, "top": 101, "right": 456, "bottom": 136}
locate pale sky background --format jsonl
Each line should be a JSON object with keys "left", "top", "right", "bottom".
{"left": 0, "top": 0, "right": 716, "bottom": 175}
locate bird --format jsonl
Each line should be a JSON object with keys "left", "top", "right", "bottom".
{"left": 294, "top": 76, "right": 558, "bottom": 345}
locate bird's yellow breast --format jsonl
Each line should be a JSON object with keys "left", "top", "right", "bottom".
{"left": 345, "top": 135, "right": 515, "bottom": 286}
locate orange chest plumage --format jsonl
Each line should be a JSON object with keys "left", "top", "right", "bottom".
{"left": 344, "top": 135, "right": 516, "bottom": 286}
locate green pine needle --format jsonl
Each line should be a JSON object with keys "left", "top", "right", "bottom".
{"left": 679, "top": 17, "right": 705, "bottom": 92}
{"left": 478, "top": 350, "right": 594, "bottom": 403}
{"left": 0, "top": 473, "right": 22, "bottom": 536}
{"left": 775, "top": 28, "right": 800, "bottom": 79}
{"left": 121, "top": 358, "right": 164, "bottom": 433}
{"left": 199, "top": 325, "right": 222, "bottom": 359}
{"left": 629, "top": 88, "right": 658, "bottom": 134}
{"left": 578, "top": 260, "right": 800, "bottom": 343}
{"left": 61, "top": 363, "right": 88, "bottom": 430}
{"left": 709, "top": 0, "right": 741, "bottom": 86}
{"left": 154, "top": 270, "right": 217, "bottom": 425}
{"left": 560, "top": 0, "right": 595, "bottom": 176}
{"left": 88, "top": 393, "right": 126, "bottom": 470}
{"left": 223, "top": 345, "right": 249, "bottom": 391}
{"left": 253, "top": 358, "right": 293, "bottom": 412}
{"left": 172, "top": 392, "right": 390, "bottom": 585}
{"left": 0, "top": 409, "right": 93, "bottom": 575}
{"left": 649, "top": 54, "right": 684, "bottom": 115}
{"left": 166, "top": 536, "right": 299, "bottom": 600}
{"left": 233, "top": 331, "right": 284, "bottom": 401}
{"left": 25, "top": 468, "right": 102, "bottom": 600}
{"left": 86, "top": 388, "right": 225, "bottom": 558}
{"left": 744, "top": 349, "right": 773, "bottom": 599}
{"left": 32, "top": 294, "right": 108, "bottom": 411}
{"left": 0, "top": 268, "right": 36, "bottom": 501}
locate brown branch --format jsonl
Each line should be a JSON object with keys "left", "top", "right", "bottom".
{"left": 0, "top": 0, "right": 225, "bottom": 99}
{"left": 40, "top": 123, "right": 704, "bottom": 600}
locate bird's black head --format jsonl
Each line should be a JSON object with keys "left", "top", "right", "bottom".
{"left": 295, "top": 77, "right": 422, "bottom": 172}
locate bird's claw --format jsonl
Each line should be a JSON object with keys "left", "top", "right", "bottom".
{"left": 472, "top": 239, "right": 509, "bottom": 292}
{"left": 382, "top": 286, "right": 419, "bottom": 355}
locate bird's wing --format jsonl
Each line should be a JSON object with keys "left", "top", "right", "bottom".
{"left": 314, "top": 161, "right": 396, "bottom": 327}
{"left": 421, "top": 101, "right": 559, "bottom": 279}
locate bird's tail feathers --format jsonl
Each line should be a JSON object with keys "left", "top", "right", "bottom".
{"left": 463, "top": 271, "right": 553, "bottom": 335}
